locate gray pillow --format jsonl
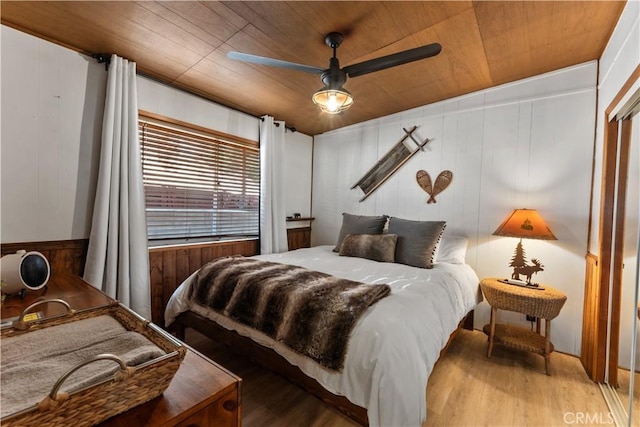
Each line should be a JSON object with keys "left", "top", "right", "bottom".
{"left": 333, "top": 213, "right": 388, "bottom": 252}
{"left": 387, "top": 217, "right": 446, "bottom": 268}
{"left": 339, "top": 233, "right": 398, "bottom": 263}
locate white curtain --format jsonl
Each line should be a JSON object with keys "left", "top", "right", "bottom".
{"left": 84, "top": 54, "right": 151, "bottom": 320}
{"left": 260, "top": 115, "right": 288, "bottom": 254}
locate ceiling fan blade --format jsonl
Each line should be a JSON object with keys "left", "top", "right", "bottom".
{"left": 343, "top": 43, "right": 442, "bottom": 78}
{"left": 227, "top": 51, "right": 325, "bottom": 75}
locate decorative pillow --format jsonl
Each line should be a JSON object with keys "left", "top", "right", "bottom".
{"left": 333, "top": 213, "right": 389, "bottom": 252}
{"left": 435, "top": 235, "right": 468, "bottom": 264}
{"left": 387, "top": 217, "right": 446, "bottom": 269}
{"left": 339, "top": 233, "right": 398, "bottom": 263}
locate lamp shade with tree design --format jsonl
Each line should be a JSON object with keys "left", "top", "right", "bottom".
{"left": 493, "top": 208, "right": 557, "bottom": 285}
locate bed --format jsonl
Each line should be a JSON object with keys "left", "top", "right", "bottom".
{"left": 165, "top": 215, "right": 481, "bottom": 427}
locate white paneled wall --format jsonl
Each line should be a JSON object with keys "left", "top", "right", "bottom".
{"left": 1, "top": 25, "right": 313, "bottom": 246}
{"left": 137, "top": 76, "right": 259, "bottom": 143}
{"left": 312, "top": 62, "right": 598, "bottom": 355}
{"left": 283, "top": 130, "right": 313, "bottom": 226}
{"left": 592, "top": 0, "right": 640, "bottom": 255}
{"left": 1, "top": 26, "right": 106, "bottom": 243}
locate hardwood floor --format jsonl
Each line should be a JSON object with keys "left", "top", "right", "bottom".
{"left": 185, "top": 328, "right": 610, "bottom": 426}
{"left": 425, "top": 330, "right": 609, "bottom": 427}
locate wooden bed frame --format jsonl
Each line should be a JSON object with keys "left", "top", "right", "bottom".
{"left": 174, "top": 309, "right": 474, "bottom": 426}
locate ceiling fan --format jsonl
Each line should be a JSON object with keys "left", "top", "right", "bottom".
{"left": 227, "top": 32, "right": 442, "bottom": 114}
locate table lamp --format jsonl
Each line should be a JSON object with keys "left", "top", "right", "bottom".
{"left": 492, "top": 208, "right": 557, "bottom": 285}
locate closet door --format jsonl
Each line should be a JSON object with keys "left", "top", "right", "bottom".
{"left": 603, "top": 88, "right": 640, "bottom": 426}
{"left": 616, "top": 113, "right": 639, "bottom": 425}
{"left": 594, "top": 68, "right": 640, "bottom": 425}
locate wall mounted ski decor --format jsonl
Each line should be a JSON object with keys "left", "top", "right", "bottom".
{"left": 416, "top": 170, "right": 453, "bottom": 203}
{"left": 352, "top": 126, "right": 430, "bottom": 202}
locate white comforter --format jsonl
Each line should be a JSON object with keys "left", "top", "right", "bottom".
{"left": 165, "top": 245, "right": 480, "bottom": 427}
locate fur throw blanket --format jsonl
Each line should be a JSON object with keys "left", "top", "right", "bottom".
{"left": 189, "top": 256, "right": 391, "bottom": 370}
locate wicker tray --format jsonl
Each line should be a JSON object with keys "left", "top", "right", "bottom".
{"left": 1, "top": 299, "right": 186, "bottom": 427}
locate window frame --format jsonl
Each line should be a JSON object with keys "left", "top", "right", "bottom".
{"left": 138, "top": 111, "right": 260, "bottom": 247}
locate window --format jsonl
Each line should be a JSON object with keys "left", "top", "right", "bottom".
{"left": 139, "top": 115, "right": 259, "bottom": 244}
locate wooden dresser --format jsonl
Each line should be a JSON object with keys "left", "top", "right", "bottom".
{"left": 100, "top": 348, "right": 241, "bottom": 427}
{"left": 1, "top": 274, "right": 242, "bottom": 427}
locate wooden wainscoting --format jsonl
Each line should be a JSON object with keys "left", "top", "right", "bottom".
{"left": 581, "top": 252, "right": 605, "bottom": 382}
{"left": 0, "top": 239, "right": 89, "bottom": 277}
{"left": 149, "top": 239, "right": 259, "bottom": 325}
{"left": 287, "top": 227, "right": 311, "bottom": 250}
{"left": 1, "top": 238, "right": 258, "bottom": 326}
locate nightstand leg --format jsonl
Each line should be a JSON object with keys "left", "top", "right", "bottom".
{"left": 544, "top": 319, "right": 551, "bottom": 375}
{"left": 487, "top": 307, "right": 497, "bottom": 358}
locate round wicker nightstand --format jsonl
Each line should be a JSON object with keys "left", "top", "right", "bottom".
{"left": 480, "top": 277, "right": 567, "bottom": 375}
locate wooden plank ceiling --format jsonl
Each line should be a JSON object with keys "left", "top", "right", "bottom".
{"left": 1, "top": 1, "right": 625, "bottom": 136}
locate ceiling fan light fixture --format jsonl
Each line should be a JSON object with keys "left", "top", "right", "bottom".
{"left": 312, "top": 86, "right": 354, "bottom": 114}
{"left": 229, "top": 31, "right": 441, "bottom": 116}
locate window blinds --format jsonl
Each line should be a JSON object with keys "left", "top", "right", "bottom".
{"left": 139, "top": 118, "right": 259, "bottom": 242}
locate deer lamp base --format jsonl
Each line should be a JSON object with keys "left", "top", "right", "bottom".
{"left": 507, "top": 240, "right": 545, "bottom": 285}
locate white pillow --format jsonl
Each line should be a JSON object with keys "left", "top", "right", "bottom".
{"left": 435, "top": 235, "right": 468, "bottom": 264}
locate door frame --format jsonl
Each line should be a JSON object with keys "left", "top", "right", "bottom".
{"left": 585, "top": 64, "right": 640, "bottom": 383}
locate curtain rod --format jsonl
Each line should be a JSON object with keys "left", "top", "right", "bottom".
{"left": 92, "top": 52, "right": 296, "bottom": 133}
{"left": 92, "top": 53, "right": 111, "bottom": 71}
{"left": 259, "top": 117, "right": 297, "bottom": 133}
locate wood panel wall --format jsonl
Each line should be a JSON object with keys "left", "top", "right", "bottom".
{"left": 1, "top": 238, "right": 259, "bottom": 326}
{"left": 149, "top": 239, "right": 259, "bottom": 325}
{"left": 287, "top": 227, "right": 311, "bottom": 251}
{"left": 581, "top": 252, "right": 605, "bottom": 382}
{"left": 0, "top": 239, "right": 89, "bottom": 278}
